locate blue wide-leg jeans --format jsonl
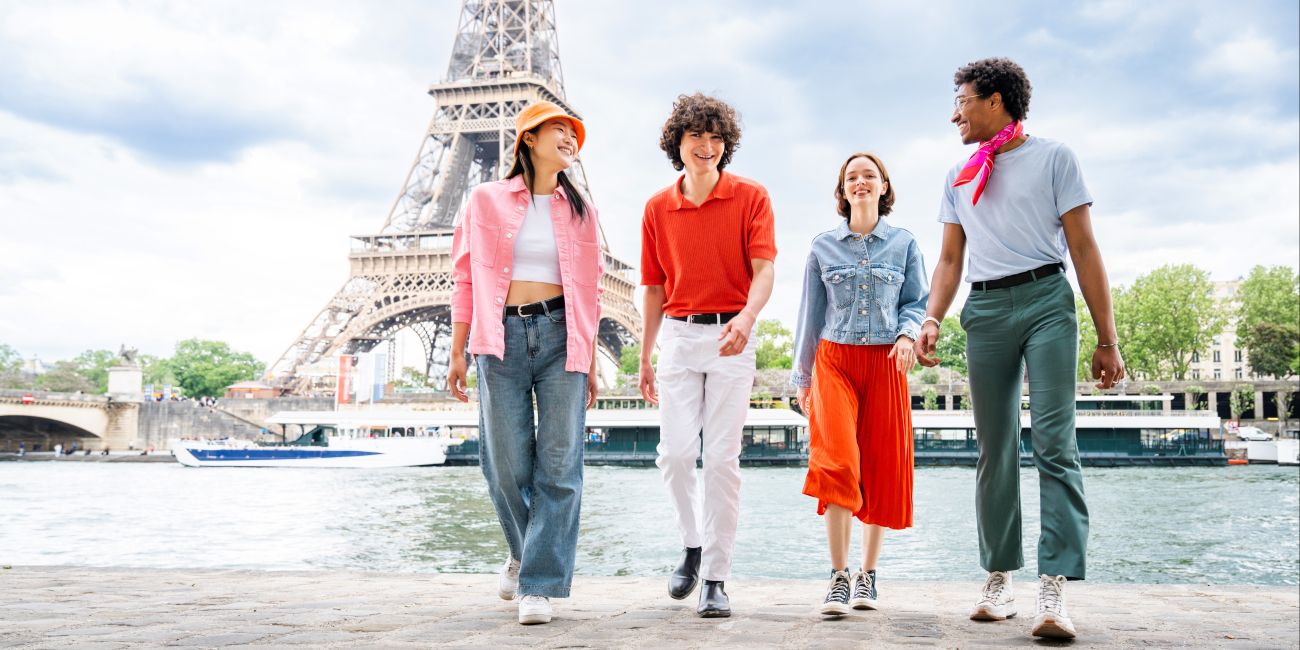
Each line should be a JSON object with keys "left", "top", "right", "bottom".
{"left": 476, "top": 306, "right": 587, "bottom": 598}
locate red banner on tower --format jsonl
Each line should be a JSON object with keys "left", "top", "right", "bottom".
{"left": 336, "top": 355, "right": 356, "bottom": 406}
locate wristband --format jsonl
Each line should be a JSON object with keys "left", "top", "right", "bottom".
{"left": 1096, "top": 342, "right": 1119, "bottom": 348}
{"left": 922, "top": 316, "right": 942, "bottom": 330}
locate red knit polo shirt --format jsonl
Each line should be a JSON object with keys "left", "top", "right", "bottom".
{"left": 640, "top": 171, "right": 777, "bottom": 317}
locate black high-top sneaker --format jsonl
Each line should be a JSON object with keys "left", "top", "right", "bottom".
{"left": 820, "top": 569, "right": 852, "bottom": 616}
{"left": 850, "top": 568, "right": 878, "bottom": 610}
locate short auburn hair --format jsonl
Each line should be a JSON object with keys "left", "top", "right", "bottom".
{"left": 834, "top": 152, "right": 894, "bottom": 218}
{"left": 658, "top": 93, "right": 742, "bottom": 171}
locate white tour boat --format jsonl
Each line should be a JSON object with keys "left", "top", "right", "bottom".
{"left": 172, "top": 409, "right": 472, "bottom": 468}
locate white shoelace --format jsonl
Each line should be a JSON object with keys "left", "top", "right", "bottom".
{"left": 1037, "top": 575, "right": 1065, "bottom": 614}
{"left": 979, "top": 571, "right": 1010, "bottom": 604}
{"left": 825, "top": 572, "right": 851, "bottom": 603}
{"left": 520, "top": 594, "right": 548, "bottom": 606}
{"left": 853, "top": 571, "right": 874, "bottom": 597}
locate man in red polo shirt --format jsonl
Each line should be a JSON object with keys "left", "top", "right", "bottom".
{"left": 639, "top": 93, "right": 777, "bottom": 618}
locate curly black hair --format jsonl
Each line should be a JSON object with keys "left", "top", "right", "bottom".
{"left": 659, "top": 93, "right": 742, "bottom": 171}
{"left": 953, "top": 58, "right": 1032, "bottom": 122}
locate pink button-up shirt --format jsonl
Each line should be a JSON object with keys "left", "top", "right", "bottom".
{"left": 450, "top": 175, "right": 603, "bottom": 373}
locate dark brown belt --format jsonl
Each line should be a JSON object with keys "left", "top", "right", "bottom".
{"left": 667, "top": 312, "right": 740, "bottom": 325}
{"left": 504, "top": 295, "right": 564, "bottom": 317}
{"left": 971, "top": 263, "right": 1064, "bottom": 291}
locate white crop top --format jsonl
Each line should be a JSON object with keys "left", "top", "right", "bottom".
{"left": 511, "top": 195, "right": 563, "bottom": 285}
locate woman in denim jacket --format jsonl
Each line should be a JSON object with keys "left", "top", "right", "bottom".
{"left": 790, "top": 152, "right": 929, "bottom": 616}
{"left": 447, "top": 102, "right": 602, "bottom": 626}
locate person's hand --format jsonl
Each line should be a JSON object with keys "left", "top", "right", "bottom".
{"left": 797, "top": 386, "right": 811, "bottom": 417}
{"left": 915, "top": 320, "right": 942, "bottom": 367}
{"left": 889, "top": 336, "right": 917, "bottom": 374}
{"left": 718, "top": 311, "right": 756, "bottom": 356}
{"left": 1092, "top": 345, "right": 1125, "bottom": 389}
{"left": 586, "top": 370, "right": 598, "bottom": 409}
{"left": 638, "top": 359, "right": 659, "bottom": 405}
{"left": 447, "top": 354, "right": 469, "bottom": 402}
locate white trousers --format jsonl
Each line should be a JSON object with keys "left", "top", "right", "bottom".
{"left": 655, "top": 317, "right": 756, "bottom": 582}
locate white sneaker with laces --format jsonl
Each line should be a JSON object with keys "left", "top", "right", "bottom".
{"left": 1031, "top": 574, "right": 1077, "bottom": 639}
{"left": 518, "top": 594, "right": 553, "bottom": 625}
{"left": 970, "top": 571, "right": 1016, "bottom": 621}
{"left": 498, "top": 557, "right": 521, "bottom": 601}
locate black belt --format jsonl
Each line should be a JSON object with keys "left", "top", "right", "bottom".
{"left": 504, "top": 295, "right": 564, "bottom": 317}
{"left": 667, "top": 311, "right": 740, "bottom": 325}
{"left": 971, "top": 263, "right": 1064, "bottom": 291}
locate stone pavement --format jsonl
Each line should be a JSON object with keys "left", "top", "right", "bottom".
{"left": 0, "top": 567, "right": 1295, "bottom": 649}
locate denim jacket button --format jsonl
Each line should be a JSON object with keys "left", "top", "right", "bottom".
{"left": 859, "top": 336, "right": 867, "bottom": 343}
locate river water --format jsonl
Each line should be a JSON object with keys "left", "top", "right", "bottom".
{"left": 1, "top": 463, "right": 1295, "bottom": 585}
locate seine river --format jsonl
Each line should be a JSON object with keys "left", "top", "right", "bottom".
{"left": 2, "top": 463, "right": 1296, "bottom": 585}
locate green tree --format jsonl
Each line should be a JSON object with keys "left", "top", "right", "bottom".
{"left": 163, "top": 339, "right": 264, "bottom": 398}
{"left": 140, "top": 354, "right": 177, "bottom": 386}
{"left": 1244, "top": 322, "right": 1300, "bottom": 378}
{"left": 619, "top": 343, "right": 641, "bottom": 376}
{"left": 71, "top": 349, "right": 118, "bottom": 394}
{"left": 1076, "top": 294, "right": 1099, "bottom": 381}
{"left": 394, "top": 366, "right": 430, "bottom": 389}
{"left": 35, "top": 360, "right": 94, "bottom": 393}
{"left": 1118, "top": 264, "right": 1225, "bottom": 380}
{"left": 1237, "top": 265, "right": 1299, "bottom": 378}
{"left": 0, "top": 344, "right": 21, "bottom": 373}
{"left": 755, "top": 319, "right": 793, "bottom": 370}
{"left": 922, "top": 387, "right": 938, "bottom": 410}
{"left": 1185, "top": 384, "right": 1207, "bottom": 411}
{"left": 935, "top": 315, "right": 967, "bottom": 377}
{"left": 1237, "top": 265, "right": 1299, "bottom": 331}
{"left": 1230, "top": 384, "right": 1256, "bottom": 421}
{"left": 0, "top": 343, "right": 27, "bottom": 389}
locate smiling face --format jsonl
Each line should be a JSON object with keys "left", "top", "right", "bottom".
{"left": 678, "top": 130, "right": 726, "bottom": 175}
{"left": 522, "top": 117, "right": 579, "bottom": 171}
{"left": 950, "top": 82, "right": 1007, "bottom": 145}
{"left": 843, "top": 156, "right": 887, "bottom": 211}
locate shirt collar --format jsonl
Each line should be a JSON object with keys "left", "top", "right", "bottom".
{"left": 835, "top": 218, "right": 893, "bottom": 241}
{"left": 504, "top": 175, "right": 568, "bottom": 201}
{"left": 668, "top": 170, "right": 736, "bottom": 210}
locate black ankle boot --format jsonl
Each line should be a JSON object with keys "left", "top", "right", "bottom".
{"left": 669, "top": 547, "right": 702, "bottom": 599}
{"left": 697, "top": 580, "right": 731, "bottom": 618}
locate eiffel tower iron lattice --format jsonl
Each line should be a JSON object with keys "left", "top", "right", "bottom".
{"left": 267, "top": 0, "right": 640, "bottom": 394}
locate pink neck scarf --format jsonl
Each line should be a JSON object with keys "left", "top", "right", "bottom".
{"left": 952, "top": 120, "right": 1023, "bottom": 205}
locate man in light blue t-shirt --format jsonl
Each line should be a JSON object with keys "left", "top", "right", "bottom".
{"left": 915, "top": 58, "right": 1126, "bottom": 641}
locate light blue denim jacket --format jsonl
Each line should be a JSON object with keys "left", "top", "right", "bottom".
{"left": 790, "top": 219, "right": 930, "bottom": 389}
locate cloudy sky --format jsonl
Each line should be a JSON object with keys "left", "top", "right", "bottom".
{"left": 1, "top": 0, "right": 1296, "bottom": 367}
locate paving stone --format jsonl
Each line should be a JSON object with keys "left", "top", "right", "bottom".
{"left": 0, "top": 567, "right": 1295, "bottom": 649}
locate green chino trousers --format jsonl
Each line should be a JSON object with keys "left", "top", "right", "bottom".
{"left": 961, "top": 272, "right": 1088, "bottom": 579}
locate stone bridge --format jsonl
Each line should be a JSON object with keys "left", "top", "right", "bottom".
{"left": 0, "top": 390, "right": 138, "bottom": 452}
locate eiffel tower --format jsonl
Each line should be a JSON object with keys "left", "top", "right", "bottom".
{"left": 267, "top": 0, "right": 640, "bottom": 394}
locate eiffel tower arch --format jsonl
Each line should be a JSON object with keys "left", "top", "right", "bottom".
{"left": 267, "top": 0, "right": 640, "bottom": 394}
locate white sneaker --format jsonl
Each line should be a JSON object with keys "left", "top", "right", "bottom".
{"left": 498, "top": 557, "right": 520, "bottom": 600}
{"left": 518, "top": 594, "right": 552, "bottom": 625}
{"left": 970, "top": 571, "right": 1016, "bottom": 620}
{"left": 1031, "top": 574, "right": 1077, "bottom": 639}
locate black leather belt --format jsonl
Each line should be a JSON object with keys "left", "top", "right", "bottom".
{"left": 667, "top": 312, "right": 741, "bottom": 325}
{"left": 504, "top": 295, "right": 564, "bottom": 317}
{"left": 971, "top": 263, "right": 1064, "bottom": 291}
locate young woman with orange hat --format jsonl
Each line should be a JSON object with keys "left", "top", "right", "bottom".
{"left": 790, "top": 152, "right": 929, "bottom": 616}
{"left": 447, "top": 101, "right": 602, "bottom": 626}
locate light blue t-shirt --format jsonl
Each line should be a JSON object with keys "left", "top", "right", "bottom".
{"left": 937, "top": 135, "right": 1092, "bottom": 283}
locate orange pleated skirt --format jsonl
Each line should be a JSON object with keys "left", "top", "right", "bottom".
{"left": 802, "top": 340, "right": 914, "bottom": 529}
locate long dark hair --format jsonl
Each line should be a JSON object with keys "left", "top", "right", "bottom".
{"left": 506, "top": 133, "right": 588, "bottom": 221}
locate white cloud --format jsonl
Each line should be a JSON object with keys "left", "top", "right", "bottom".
{"left": 0, "top": 0, "right": 1295, "bottom": 368}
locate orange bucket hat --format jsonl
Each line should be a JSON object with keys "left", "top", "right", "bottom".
{"left": 513, "top": 101, "right": 586, "bottom": 157}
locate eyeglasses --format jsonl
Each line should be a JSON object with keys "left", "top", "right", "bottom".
{"left": 953, "top": 94, "right": 985, "bottom": 110}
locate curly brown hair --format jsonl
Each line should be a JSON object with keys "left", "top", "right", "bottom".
{"left": 834, "top": 152, "right": 894, "bottom": 218}
{"left": 658, "top": 93, "right": 742, "bottom": 171}
{"left": 953, "top": 57, "right": 1032, "bottom": 122}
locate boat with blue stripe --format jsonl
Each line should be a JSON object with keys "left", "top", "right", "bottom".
{"left": 173, "top": 410, "right": 465, "bottom": 468}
